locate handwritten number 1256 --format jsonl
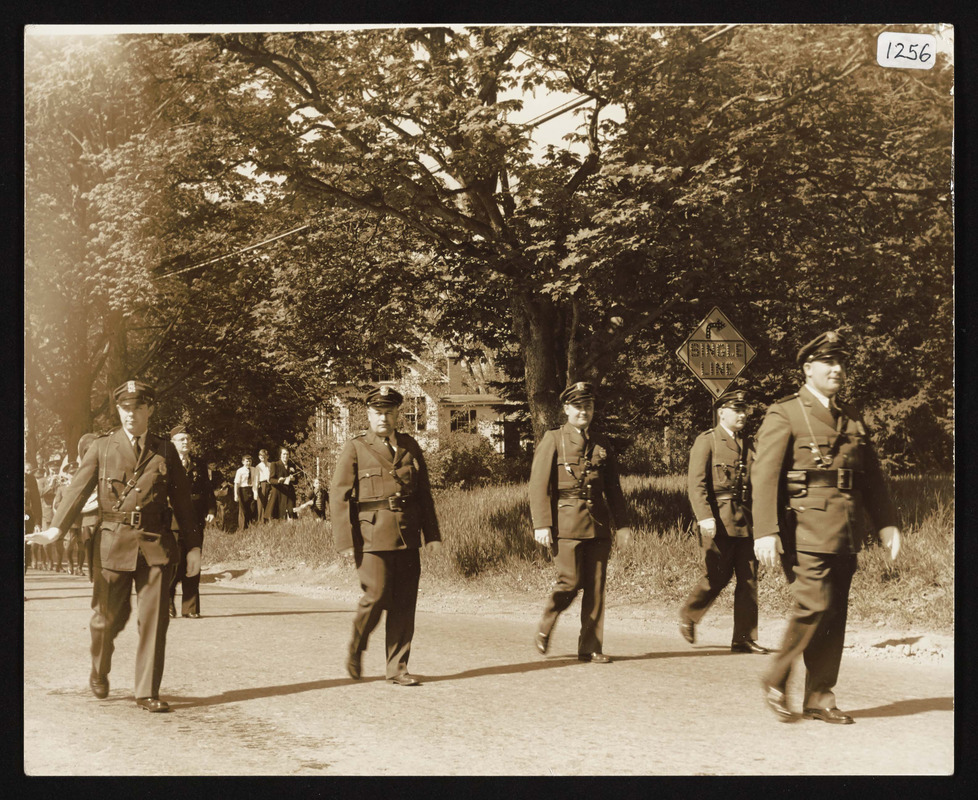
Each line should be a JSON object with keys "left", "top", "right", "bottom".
{"left": 886, "top": 41, "right": 932, "bottom": 63}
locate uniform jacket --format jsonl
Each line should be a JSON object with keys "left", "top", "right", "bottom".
{"left": 171, "top": 456, "right": 217, "bottom": 529}
{"left": 50, "top": 428, "right": 202, "bottom": 571}
{"left": 529, "top": 423, "right": 628, "bottom": 539}
{"left": 750, "top": 385, "right": 897, "bottom": 554}
{"left": 687, "top": 425, "right": 753, "bottom": 538}
{"left": 330, "top": 430, "right": 440, "bottom": 553}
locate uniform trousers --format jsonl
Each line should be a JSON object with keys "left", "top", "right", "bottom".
{"left": 680, "top": 531, "right": 759, "bottom": 643}
{"left": 351, "top": 549, "right": 422, "bottom": 679}
{"left": 763, "top": 550, "right": 857, "bottom": 709}
{"left": 169, "top": 540, "right": 201, "bottom": 616}
{"left": 91, "top": 552, "right": 176, "bottom": 699}
{"left": 539, "top": 537, "right": 611, "bottom": 655}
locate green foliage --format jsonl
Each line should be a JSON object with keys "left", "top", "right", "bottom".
{"left": 425, "top": 432, "right": 521, "bottom": 489}
{"left": 26, "top": 26, "right": 953, "bottom": 474}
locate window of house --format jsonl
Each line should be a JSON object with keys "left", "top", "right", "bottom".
{"left": 403, "top": 396, "right": 427, "bottom": 432}
{"left": 450, "top": 408, "right": 477, "bottom": 434}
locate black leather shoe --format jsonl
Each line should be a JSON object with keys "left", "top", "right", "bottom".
{"left": 762, "top": 682, "right": 795, "bottom": 722}
{"left": 731, "top": 639, "right": 771, "bottom": 655}
{"left": 168, "top": 603, "right": 177, "bottom": 619}
{"left": 346, "top": 651, "right": 362, "bottom": 680}
{"left": 388, "top": 673, "right": 421, "bottom": 686}
{"left": 89, "top": 670, "right": 109, "bottom": 699}
{"left": 535, "top": 631, "right": 550, "bottom": 655}
{"left": 679, "top": 620, "right": 695, "bottom": 644}
{"left": 186, "top": 613, "right": 201, "bottom": 619}
{"left": 135, "top": 697, "right": 170, "bottom": 713}
{"left": 803, "top": 707, "right": 854, "bottom": 725}
{"left": 578, "top": 653, "right": 612, "bottom": 663}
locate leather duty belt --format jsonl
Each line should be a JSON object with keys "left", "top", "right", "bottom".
{"left": 713, "top": 491, "right": 736, "bottom": 500}
{"left": 358, "top": 495, "right": 414, "bottom": 513}
{"left": 798, "top": 468, "right": 860, "bottom": 490}
{"left": 101, "top": 509, "right": 164, "bottom": 530}
{"left": 558, "top": 489, "right": 588, "bottom": 500}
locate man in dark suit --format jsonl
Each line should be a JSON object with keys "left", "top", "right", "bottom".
{"left": 267, "top": 446, "right": 298, "bottom": 520}
{"left": 206, "top": 459, "right": 232, "bottom": 532}
{"left": 679, "top": 390, "right": 769, "bottom": 654}
{"left": 751, "top": 331, "right": 901, "bottom": 724}
{"left": 168, "top": 425, "right": 215, "bottom": 619}
{"left": 27, "top": 380, "right": 202, "bottom": 713}
{"left": 529, "top": 382, "right": 632, "bottom": 663}
{"left": 330, "top": 385, "right": 442, "bottom": 686}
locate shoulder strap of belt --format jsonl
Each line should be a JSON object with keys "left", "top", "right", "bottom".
{"left": 112, "top": 437, "right": 156, "bottom": 512}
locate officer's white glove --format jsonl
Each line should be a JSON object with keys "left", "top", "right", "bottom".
{"left": 205, "top": 513, "right": 215, "bottom": 523}
{"left": 185, "top": 547, "right": 202, "bottom": 577}
{"left": 753, "top": 534, "right": 783, "bottom": 568}
{"left": 25, "top": 527, "right": 61, "bottom": 546}
{"left": 698, "top": 519, "right": 717, "bottom": 537}
{"left": 615, "top": 527, "right": 633, "bottom": 548}
{"left": 879, "top": 526, "right": 902, "bottom": 561}
{"left": 534, "top": 527, "right": 553, "bottom": 547}
{"left": 425, "top": 540, "right": 443, "bottom": 554}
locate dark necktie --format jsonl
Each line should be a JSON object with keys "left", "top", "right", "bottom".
{"left": 133, "top": 436, "right": 142, "bottom": 462}
{"left": 385, "top": 438, "right": 396, "bottom": 459}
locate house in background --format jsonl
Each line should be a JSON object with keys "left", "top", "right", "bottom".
{"left": 321, "top": 347, "right": 524, "bottom": 456}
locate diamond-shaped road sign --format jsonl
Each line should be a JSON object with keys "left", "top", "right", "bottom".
{"left": 676, "top": 307, "right": 756, "bottom": 398}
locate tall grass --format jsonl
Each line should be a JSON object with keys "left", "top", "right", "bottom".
{"left": 202, "top": 473, "right": 953, "bottom": 632}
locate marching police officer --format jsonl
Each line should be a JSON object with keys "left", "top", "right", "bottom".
{"left": 751, "top": 332, "right": 901, "bottom": 724}
{"left": 168, "top": 425, "right": 215, "bottom": 619}
{"left": 679, "top": 390, "right": 769, "bottom": 654}
{"left": 330, "top": 385, "right": 442, "bottom": 686}
{"left": 530, "top": 382, "right": 632, "bottom": 663}
{"left": 26, "top": 380, "right": 202, "bottom": 713}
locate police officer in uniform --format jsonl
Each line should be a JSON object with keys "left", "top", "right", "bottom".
{"left": 330, "top": 385, "right": 442, "bottom": 686}
{"left": 530, "top": 382, "right": 632, "bottom": 662}
{"left": 168, "top": 425, "right": 215, "bottom": 619}
{"left": 27, "top": 380, "right": 202, "bottom": 713}
{"left": 679, "top": 390, "right": 769, "bottom": 654}
{"left": 752, "top": 332, "right": 901, "bottom": 724}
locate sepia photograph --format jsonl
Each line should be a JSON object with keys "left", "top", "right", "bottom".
{"left": 23, "top": 21, "right": 954, "bottom": 776}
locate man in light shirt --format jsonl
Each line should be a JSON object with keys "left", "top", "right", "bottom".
{"left": 233, "top": 454, "right": 259, "bottom": 530}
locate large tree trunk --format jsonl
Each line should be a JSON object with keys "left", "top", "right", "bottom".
{"left": 512, "top": 291, "right": 563, "bottom": 442}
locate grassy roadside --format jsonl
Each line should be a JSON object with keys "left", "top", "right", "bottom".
{"left": 203, "top": 473, "right": 953, "bottom": 634}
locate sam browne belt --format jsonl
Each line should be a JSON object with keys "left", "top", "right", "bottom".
{"left": 787, "top": 468, "right": 860, "bottom": 491}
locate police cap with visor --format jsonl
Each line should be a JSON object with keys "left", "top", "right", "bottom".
{"left": 560, "top": 381, "right": 596, "bottom": 405}
{"left": 797, "top": 331, "right": 849, "bottom": 366}
{"left": 365, "top": 385, "right": 404, "bottom": 408}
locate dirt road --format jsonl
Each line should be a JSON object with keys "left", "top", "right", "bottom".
{"left": 23, "top": 567, "right": 954, "bottom": 776}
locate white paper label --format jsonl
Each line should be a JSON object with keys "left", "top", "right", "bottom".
{"left": 877, "top": 32, "right": 937, "bottom": 70}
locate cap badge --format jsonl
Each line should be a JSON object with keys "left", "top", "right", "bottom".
{"left": 574, "top": 382, "right": 586, "bottom": 390}
{"left": 127, "top": 380, "right": 136, "bottom": 393}
{"left": 380, "top": 386, "right": 390, "bottom": 396}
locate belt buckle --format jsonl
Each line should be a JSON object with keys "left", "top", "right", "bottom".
{"left": 130, "top": 510, "right": 142, "bottom": 528}
{"left": 837, "top": 469, "right": 853, "bottom": 490}
{"left": 387, "top": 496, "right": 402, "bottom": 512}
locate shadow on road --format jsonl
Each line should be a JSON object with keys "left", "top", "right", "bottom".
{"left": 167, "top": 676, "right": 382, "bottom": 709}
{"left": 853, "top": 696, "right": 954, "bottom": 718}
{"left": 200, "top": 570, "right": 249, "bottom": 583}
{"left": 201, "top": 610, "right": 348, "bottom": 618}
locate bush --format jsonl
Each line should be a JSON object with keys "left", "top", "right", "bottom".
{"left": 425, "top": 432, "right": 506, "bottom": 489}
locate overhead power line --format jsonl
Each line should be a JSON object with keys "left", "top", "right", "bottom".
{"left": 520, "top": 24, "right": 740, "bottom": 130}
{"left": 157, "top": 223, "right": 311, "bottom": 278}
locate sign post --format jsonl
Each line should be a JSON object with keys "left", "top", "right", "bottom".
{"left": 676, "top": 307, "right": 756, "bottom": 412}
